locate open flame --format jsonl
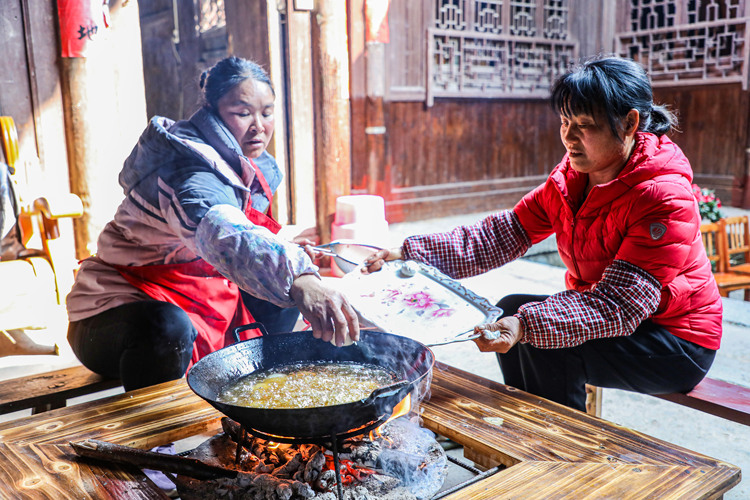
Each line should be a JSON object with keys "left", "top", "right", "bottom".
{"left": 369, "top": 393, "right": 412, "bottom": 442}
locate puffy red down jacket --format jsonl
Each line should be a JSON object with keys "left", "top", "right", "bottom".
{"left": 514, "top": 132, "right": 722, "bottom": 350}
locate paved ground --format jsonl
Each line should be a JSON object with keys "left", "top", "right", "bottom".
{"left": 1, "top": 209, "right": 748, "bottom": 498}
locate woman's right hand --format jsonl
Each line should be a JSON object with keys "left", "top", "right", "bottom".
{"left": 289, "top": 274, "right": 360, "bottom": 347}
{"left": 361, "top": 247, "right": 403, "bottom": 274}
{"left": 472, "top": 317, "right": 524, "bottom": 353}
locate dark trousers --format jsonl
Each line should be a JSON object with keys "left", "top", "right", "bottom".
{"left": 495, "top": 294, "right": 717, "bottom": 411}
{"left": 68, "top": 296, "right": 299, "bottom": 391}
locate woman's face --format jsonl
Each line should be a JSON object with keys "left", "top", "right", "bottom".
{"left": 559, "top": 110, "right": 638, "bottom": 186}
{"left": 216, "top": 78, "right": 275, "bottom": 159}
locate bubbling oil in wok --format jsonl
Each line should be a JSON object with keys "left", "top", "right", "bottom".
{"left": 217, "top": 361, "right": 397, "bottom": 409}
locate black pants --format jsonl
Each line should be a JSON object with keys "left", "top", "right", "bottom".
{"left": 495, "top": 294, "right": 717, "bottom": 411}
{"left": 67, "top": 295, "right": 299, "bottom": 392}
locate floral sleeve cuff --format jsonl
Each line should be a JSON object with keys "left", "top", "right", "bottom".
{"left": 195, "top": 204, "right": 318, "bottom": 307}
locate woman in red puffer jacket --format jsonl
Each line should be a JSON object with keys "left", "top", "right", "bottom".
{"left": 364, "top": 56, "right": 721, "bottom": 412}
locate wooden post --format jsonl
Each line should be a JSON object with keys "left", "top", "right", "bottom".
{"left": 224, "top": 0, "right": 290, "bottom": 224}
{"left": 224, "top": 1, "right": 271, "bottom": 71}
{"left": 311, "top": 0, "right": 352, "bottom": 244}
{"left": 60, "top": 1, "right": 147, "bottom": 260}
{"left": 364, "top": 0, "right": 390, "bottom": 198}
{"left": 285, "top": 7, "right": 316, "bottom": 229}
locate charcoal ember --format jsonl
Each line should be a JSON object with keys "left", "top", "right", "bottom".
{"left": 303, "top": 450, "right": 326, "bottom": 483}
{"left": 252, "top": 473, "right": 298, "bottom": 500}
{"left": 346, "top": 486, "right": 374, "bottom": 500}
{"left": 253, "top": 460, "right": 275, "bottom": 474}
{"left": 357, "top": 473, "right": 407, "bottom": 497}
{"left": 173, "top": 471, "right": 256, "bottom": 499}
{"left": 299, "top": 444, "right": 322, "bottom": 462}
{"left": 248, "top": 438, "right": 268, "bottom": 457}
{"left": 265, "top": 451, "right": 281, "bottom": 466}
{"left": 292, "top": 480, "right": 316, "bottom": 499}
{"left": 343, "top": 440, "right": 381, "bottom": 467}
{"left": 314, "top": 468, "right": 336, "bottom": 491}
{"left": 272, "top": 451, "right": 304, "bottom": 479}
{"left": 347, "top": 475, "right": 420, "bottom": 500}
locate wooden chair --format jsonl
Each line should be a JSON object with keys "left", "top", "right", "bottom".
{"left": 699, "top": 221, "right": 750, "bottom": 298}
{"left": 0, "top": 116, "right": 83, "bottom": 356}
{"left": 722, "top": 215, "right": 750, "bottom": 273}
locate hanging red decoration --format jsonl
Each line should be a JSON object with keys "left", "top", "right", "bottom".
{"left": 365, "top": 0, "right": 390, "bottom": 44}
{"left": 57, "top": 0, "right": 108, "bottom": 58}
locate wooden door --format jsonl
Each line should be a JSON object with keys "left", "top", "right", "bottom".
{"left": 0, "top": 0, "right": 69, "bottom": 189}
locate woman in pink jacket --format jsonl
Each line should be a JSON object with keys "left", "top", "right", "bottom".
{"left": 365, "top": 56, "right": 721, "bottom": 411}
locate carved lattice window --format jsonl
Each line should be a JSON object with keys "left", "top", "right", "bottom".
{"left": 427, "top": 0, "right": 578, "bottom": 105}
{"left": 198, "top": 0, "right": 226, "bottom": 34}
{"left": 616, "top": 0, "right": 749, "bottom": 88}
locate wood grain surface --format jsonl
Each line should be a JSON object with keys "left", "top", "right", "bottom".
{"left": 0, "top": 362, "right": 740, "bottom": 499}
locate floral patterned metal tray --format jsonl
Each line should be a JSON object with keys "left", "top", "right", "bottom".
{"left": 332, "top": 260, "right": 503, "bottom": 346}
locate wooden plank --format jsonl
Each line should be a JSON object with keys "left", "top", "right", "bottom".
{"left": 422, "top": 363, "right": 733, "bottom": 469}
{"left": 0, "top": 366, "right": 121, "bottom": 415}
{"left": 443, "top": 462, "right": 739, "bottom": 500}
{"left": 0, "top": 381, "right": 222, "bottom": 449}
{"left": 0, "top": 442, "right": 167, "bottom": 499}
{"left": 653, "top": 377, "right": 750, "bottom": 427}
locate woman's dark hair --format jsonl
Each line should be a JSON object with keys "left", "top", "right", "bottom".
{"left": 550, "top": 56, "right": 677, "bottom": 138}
{"left": 199, "top": 56, "right": 274, "bottom": 109}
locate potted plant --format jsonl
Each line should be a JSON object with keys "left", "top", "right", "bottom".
{"left": 692, "top": 184, "right": 724, "bottom": 223}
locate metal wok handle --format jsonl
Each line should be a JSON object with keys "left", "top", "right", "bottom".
{"left": 364, "top": 379, "right": 410, "bottom": 404}
{"left": 233, "top": 322, "right": 269, "bottom": 344}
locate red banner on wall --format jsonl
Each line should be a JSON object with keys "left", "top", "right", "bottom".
{"left": 58, "top": 0, "right": 106, "bottom": 58}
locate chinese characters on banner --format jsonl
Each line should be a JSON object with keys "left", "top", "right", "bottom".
{"left": 58, "top": 0, "right": 109, "bottom": 58}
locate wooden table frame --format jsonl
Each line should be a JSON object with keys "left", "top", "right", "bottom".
{"left": 0, "top": 362, "right": 741, "bottom": 499}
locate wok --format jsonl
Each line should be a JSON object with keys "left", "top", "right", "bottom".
{"left": 187, "top": 324, "right": 435, "bottom": 441}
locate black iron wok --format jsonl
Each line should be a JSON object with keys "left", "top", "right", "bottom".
{"left": 187, "top": 325, "right": 434, "bottom": 441}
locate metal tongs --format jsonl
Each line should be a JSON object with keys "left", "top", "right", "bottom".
{"left": 311, "top": 240, "right": 383, "bottom": 273}
{"left": 425, "top": 326, "right": 503, "bottom": 346}
{"left": 425, "top": 328, "right": 481, "bottom": 346}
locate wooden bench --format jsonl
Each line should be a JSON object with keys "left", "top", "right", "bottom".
{"left": 0, "top": 365, "right": 121, "bottom": 415}
{"left": 586, "top": 377, "right": 750, "bottom": 427}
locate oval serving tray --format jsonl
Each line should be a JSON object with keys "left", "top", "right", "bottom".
{"left": 332, "top": 260, "right": 503, "bottom": 346}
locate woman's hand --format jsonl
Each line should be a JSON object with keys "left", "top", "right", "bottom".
{"left": 290, "top": 227, "right": 320, "bottom": 262}
{"left": 361, "top": 247, "right": 403, "bottom": 274}
{"left": 472, "top": 317, "right": 524, "bottom": 353}
{"left": 289, "top": 274, "right": 360, "bottom": 347}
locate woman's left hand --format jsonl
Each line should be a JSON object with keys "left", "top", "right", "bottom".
{"left": 472, "top": 317, "right": 524, "bottom": 353}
